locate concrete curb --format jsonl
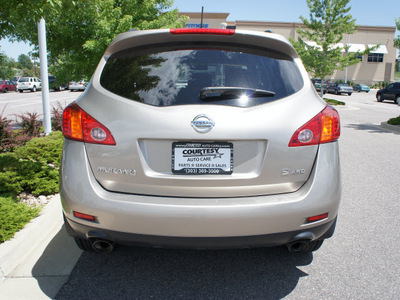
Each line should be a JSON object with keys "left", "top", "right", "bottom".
{"left": 380, "top": 122, "right": 400, "bottom": 134}
{"left": 0, "top": 195, "right": 82, "bottom": 299}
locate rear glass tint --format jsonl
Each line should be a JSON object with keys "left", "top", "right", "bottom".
{"left": 100, "top": 44, "right": 303, "bottom": 108}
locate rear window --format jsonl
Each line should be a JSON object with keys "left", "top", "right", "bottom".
{"left": 19, "top": 78, "right": 29, "bottom": 82}
{"left": 100, "top": 44, "right": 303, "bottom": 108}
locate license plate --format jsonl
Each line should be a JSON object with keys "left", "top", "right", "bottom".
{"left": 172, "top": 142, "right": 233, "bottom": 175}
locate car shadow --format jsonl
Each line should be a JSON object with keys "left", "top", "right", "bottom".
{"left": 55, "top": 244, "right": 313, "bottom": 299}
{"left": 31, "top": 225, "right": 82, "bottom": 299}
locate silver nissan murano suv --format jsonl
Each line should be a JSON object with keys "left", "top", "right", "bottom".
{"left": 61, "top": 28, "right": 341, "bottom": 254}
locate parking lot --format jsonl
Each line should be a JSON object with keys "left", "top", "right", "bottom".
{"left": 1, "top": 88, "right": 399, "bottom": 299}
{"left": 0, "top": 90, "right": 81, "bottom": 120}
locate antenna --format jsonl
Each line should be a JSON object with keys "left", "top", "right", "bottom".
{"left": 200, "top": 6, "right": 204, "bottom": 28}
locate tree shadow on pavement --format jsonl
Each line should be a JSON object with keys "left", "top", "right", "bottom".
{"left": 345, "top": 123, "right": 399, "bottom": 135}
{"left": 55, "top": 244, "right": 313, "bottom": 299}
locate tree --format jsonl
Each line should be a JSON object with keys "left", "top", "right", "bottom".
{"left": 17, "top": 54, "right": 33, "bottom": 70}
{"left": 0, "top": 49, "right": 16, "bottom": 80}
{"left": 290, "top": 0, "right": 370, "bottom": 96}
{"left": 1, "top": 0, "right": 187, "bottom": 83}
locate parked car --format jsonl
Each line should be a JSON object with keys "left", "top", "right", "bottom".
{"left": 376, "top": 82, "right": 400, "bottom": 105}
{"left": 327, "top": 83, "right": 353, "bottom": 95}
{"left": 69, "top": 80, "right": 87, "bottom": 91}
{"left": 49, "top": 75, "right": 68, "bottom": 91}
{"left": 311, "top": 79, "right": 327, "bottom": 94}
{"left": 353, "top": 84, "right": 370, "bottom": 93}
{"left": 61, "top": 28, "right": 341, "bottom": 254}
{"left": 17, "top": 77, "right": 41, "bottom": 92}
{"left": 0, "top": 80, "right": 17, "bottom": 93}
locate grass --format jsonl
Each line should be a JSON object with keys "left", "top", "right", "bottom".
{"left": 324, "top": 98, "right": 346, "bottom": 106}
{"left": 395, "top": 71, "right": 400, "bottom": 81}
{"left": 0, "top": 196, "right": 40, "bottom": 243}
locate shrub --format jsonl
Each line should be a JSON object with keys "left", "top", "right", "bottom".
{"left": 0, "top": 132, "right": 63, "bottom": 198}
{"left": 387, "top": 116, "right": 400, "bottom": 126}
{"left": 0, "top": 196, "right": 40, "bottom": 243}
{"left": 14, "top": 131, "right": 64, "bottom": 167}
{"left": 14, "top": 111, "right": 43, "bottom": 138}
{"left": 51, "top": 102, "right": 64, "bottom": 131}
{"left": 0, "top": 153, "right": 59, "bottom": 197}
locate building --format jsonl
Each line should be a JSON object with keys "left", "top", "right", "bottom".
{"left": 179, "top": 12, "right": 397, "bottom": 84}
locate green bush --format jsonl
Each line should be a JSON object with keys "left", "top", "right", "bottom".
{"left": 0, "top": 132, "right": 63, "bottom": 198}
{"left": 0, "top": 196, "right": 40, "bottom": 243}
{"left": 14, "top": 131, "right": 64, "bottom": 167}
{"left": 387, "top": 116, "right": 400, "bottom": 126}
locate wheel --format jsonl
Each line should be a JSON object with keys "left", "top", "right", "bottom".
{"left": 335, "top": 90, "right": 339, "bottom": 95}
{"left": 31, "top": 86, "right": 37, "bottom": 92}
{"left": 377, "top": 94, "right": 383, "bottom": 102}
{"left": 19, "top": 89, "right": 23, "bottom": 93}
{"left": 348, "top": 93, "right": 352, "bottom": 96}
{"left": 396, "top": 96, "right": 400, "bottom": 106}
{"left": 4, "top": 88, "right": 8, "bottom": 93}
{"left": 74, "top": 237, "right": 94, "bottom": 251}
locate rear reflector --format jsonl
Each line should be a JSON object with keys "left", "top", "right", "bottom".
{"left": 307, "top": 213, "right": 329, "bottom": 223}
{"left": 73, "top": 211, "right": 96, "bottom": 222}
{"left": 289, "top": 105, "right": 340, "bottom": 147}
{"left": 170, "top": 28, "right": 235, "bottom": 36}
{"left": 63, "top": 102, "right": 116, "bottom": 145}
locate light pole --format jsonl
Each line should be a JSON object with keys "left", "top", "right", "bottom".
{"left": 38, "top": 18, "right": 51, "bottom": 134}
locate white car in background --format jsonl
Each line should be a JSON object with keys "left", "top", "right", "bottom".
{"left": 69, "top": 80, "right": 87, "bottom": 91}
{"left": 17, "top": 77, "right": 42, "bottom": 92}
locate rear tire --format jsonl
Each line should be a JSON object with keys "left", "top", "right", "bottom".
{"left": 74, "top": 237, "right": 94, "bottom": 251}
{"left": 31, "top": 86, "right": 37, "bottom": 92}
{"left": 396, "top": 96, "right": 400, "bottom": 106}
{"left": 19, "top": 90, "right": 23, "bottom": 93}
{"left": 4, "top": 88, "right": 8, "bottom": 93}
{"left": 348, "top": 93, "right": 352, "bottom": 96}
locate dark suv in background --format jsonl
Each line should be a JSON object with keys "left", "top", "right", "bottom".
{"left": 376, "top": 82, "right": 400, "bottom": 105}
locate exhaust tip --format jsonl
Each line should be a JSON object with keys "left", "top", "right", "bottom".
{"left": 287, "top": 240, "right": 311, "bottom": 253}
{"left": 92, "top": 239, "right": 114, "bottom": 253}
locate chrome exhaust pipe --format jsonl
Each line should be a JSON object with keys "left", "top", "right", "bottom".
{"left": 286, "top": 231, "right": 314, "bottom": 253}
{"left": 287, "top": 240, "right": 311, "bottom": 253}
{"left": 92, "top": 239, "right": 114, "bottom": 253}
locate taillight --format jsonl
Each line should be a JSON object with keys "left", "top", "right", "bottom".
{"left": 289, "top": 105, "right": 340, "bottom": 147}
{"left": 170, "top": 28, "right": 235, "bottom": 35}
{"left": 62, "top": 102, "right": 116, "bottom": 145}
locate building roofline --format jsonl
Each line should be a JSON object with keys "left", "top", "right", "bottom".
{"left": 234, "top": 20, "right": 396, "bottom": 32}
{"left": 179, "top": 12, "right": 230, "bottom": 19}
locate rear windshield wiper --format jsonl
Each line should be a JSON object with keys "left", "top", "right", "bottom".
{"left": 200, "top": 87, "right": 275, "bottom": 101}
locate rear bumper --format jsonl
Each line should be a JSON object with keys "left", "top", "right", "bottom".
{"left": 64, "top": 214, "right": 337, "bottom": 249}
{"left": 60, "top": 140, "right": 341, "bottom": 246}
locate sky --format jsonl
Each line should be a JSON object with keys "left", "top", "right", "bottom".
{"left": 1, "top": 0, "right": 399, "bottom": 60}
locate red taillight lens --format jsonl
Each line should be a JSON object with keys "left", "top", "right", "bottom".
{"left": 62, "top": 103, "right": 116, "bottom": 145}
{"left": 289, "top": 105, "right": 340, "bottom": 147}
{"left": 170, "top": 28, "right": 235, "bottom": 35}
